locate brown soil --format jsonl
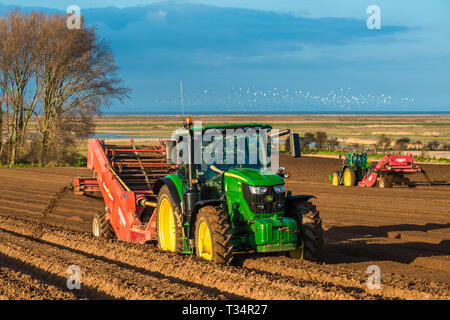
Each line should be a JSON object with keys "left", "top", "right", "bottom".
{"left": 0, "top": 157, "right": 449, "bottom": 300}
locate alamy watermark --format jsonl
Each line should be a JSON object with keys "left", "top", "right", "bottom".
{"left": 366, "top": 265, "right": 381, "bottom": 290}
{"left": 367, "top": 5, "right": 381, "bottom": 30}
{"left": 66, "top": 5, "right": 82, "bottom": 30}
{"left": 67, "top": 265, "right": 82, "bottom": 290}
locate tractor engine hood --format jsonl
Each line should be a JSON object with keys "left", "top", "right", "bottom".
{"left": 224, "top": 168, "right": 284, "bottom": 186}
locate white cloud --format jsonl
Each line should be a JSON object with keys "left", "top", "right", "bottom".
{"left": 146, "top": 9, "right": 167, "bottom": 23}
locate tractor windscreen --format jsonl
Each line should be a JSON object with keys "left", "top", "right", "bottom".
{"left": 200, "top": 127, "right": 270, "bottom": 175}
{"left": 352, "top": 154, "right": 367, "bottom": 165}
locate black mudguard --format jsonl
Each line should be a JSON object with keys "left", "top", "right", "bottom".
{"left": 286, "top": 195, "right": 316, "bottom": 202}
{"left": 285, "top": 195, "right": 316, "bottom": 213}
{"left": 153, "top": 177, "right": 182, "bottom": 211}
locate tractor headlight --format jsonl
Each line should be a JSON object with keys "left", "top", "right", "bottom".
{"left": 275, "top": 202, "right": 284, "bottom": 210}
{"left": 249, "top": 185, "right": 268, "bottom": 194}
{"left": 273, "top": 185, "right": 285, "bottom": 194}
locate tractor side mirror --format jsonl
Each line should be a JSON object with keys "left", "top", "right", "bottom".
{"left": 290, "top": 133, "right": 301, "bottom": 158}
{"left": 166, "top": 140, "right": 176, "bottom": 165}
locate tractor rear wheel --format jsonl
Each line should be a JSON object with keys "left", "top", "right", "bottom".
{"left": 195, "top": 206, "right": 233, "bottom": 264}
{"left": 331, "top": 171, "right": 340, "bottom": 186}
{"left": 287, "top": 201, "right": 324, "bottom": 262}
{"left": 92, "top": 209, "right": 115, "bottom": 239}
{"left": 343, "top": 168, "right": 356, "bottom": 187}
{"left": 157, "top": 185, "right": 183, "bottom": 253}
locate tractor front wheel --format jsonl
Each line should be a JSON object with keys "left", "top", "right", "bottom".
{"left": 343, "top": 168, "right": 356, "bottom": 187}
{"left": 331, "top": 171, "right": 341, "bottom": 186}
{"left": 92, "top": 209, "right": 115, "bottom": 239}
{"left": 288, "top": 201, "right": 324, "bottom": 262}
{"left": 157, "top": 185, "right": 183, "bottom": 253}
{"left": 195, "top": 206, "right": 233, "bottom": 264}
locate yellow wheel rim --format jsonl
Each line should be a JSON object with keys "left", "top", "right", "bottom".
{"left": 158, "top": 198, "right": 176, "bottom": 252}
{"left": 197, "top": 221, "right": 212, "bottom": 261}
{"left": 344, "top": 171, "right": 352, "bottom": 186}
{"left": 332, "top": 174, "right": 339, "bottom": 186}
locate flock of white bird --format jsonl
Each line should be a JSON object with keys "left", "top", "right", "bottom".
{"left": 153, "top": 86, "right": 416, "bottom": 112}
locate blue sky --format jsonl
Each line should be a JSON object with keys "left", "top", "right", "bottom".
{"left": 0, "top": 1, "right": 449, "bottom": 114}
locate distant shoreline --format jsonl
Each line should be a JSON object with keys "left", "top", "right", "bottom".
{"left": 101, "top": 112, "right": 450, "bottom": 116}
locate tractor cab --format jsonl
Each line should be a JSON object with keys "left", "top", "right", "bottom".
{"left": 343, "top": 152, "right": 368, "bottom": 167}
{"left": 198, "top": 126, "right": 273, "bottom": 198}
{"left": 169, "top": 122, "right": 276, "bottom": 198}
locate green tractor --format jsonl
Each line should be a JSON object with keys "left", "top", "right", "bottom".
{"left": 329, "top": 152, "right": 371, "bottom": 187}
{"left": 153, "top": 119, "right": 324, "bottom": 264}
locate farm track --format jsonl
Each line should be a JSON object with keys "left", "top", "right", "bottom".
{"left": 0, "top": 155, "right": 449, "bottom": 299}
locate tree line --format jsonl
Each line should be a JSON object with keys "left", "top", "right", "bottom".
{"left": 0, "top": 10, "right": 129, "bottom": 166}
{"left": 300, "top": 131, "right": 449, "bottom": 153}
{"left": 374, "top": 134, "right": 448, "bottom": 152}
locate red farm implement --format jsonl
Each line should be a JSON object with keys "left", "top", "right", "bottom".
{"left": 358, "top": 153, "right": 432, "bottom": 188}
{"left": 74, "top": 138, "right": 172, "bottom": 243}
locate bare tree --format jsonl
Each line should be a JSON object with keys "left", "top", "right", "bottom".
{"left": 414, "top": 140, "right": 423, "bottom": 150}
{"left": 326, "top": 138, "right": 339, "bottom": 151}
{"left": 376, "top": 134, "right": 391, "bottom": 151}
{"left": 351, "top": 143, "right": 361, "bottom": 152}
{"left": 0, "top": 10, "right": 129, "bottom": 166}
{"left": 35, "top": 13, "right": 129, "bottom": 165}
{"left": 0, "top": 91, "right": 4, "bottom": 158}
{"left": 301, "top": 132, "right": 315, "bottom": 151}
{"left": 315, "top": 131, "right": 327, "bottom": 150}
{"left": 426, "top": 140, "right": 440, "bottom": 151}
{"left": 395, "top": 137, "right": 410, "bottom": 150}
{"left": 0, "top": 11, "right": 43, "bottom": 164}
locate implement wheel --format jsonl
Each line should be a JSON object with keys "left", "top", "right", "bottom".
{"left": 92, "top": 209, "right": 115, "bottom": 239}
{"left": 379, "top": 175, "right": 393, "bottom": 188}
{"left": 287, "top": 201, "right": 324, "bottom": 262}
{"left": 157, "top": 185, "right": 182, "bottom": 252}
{"left": 195, "top": 206, "right": 233, "bottom": 264}
{"left": 343, "top": 168, "right": 356, "bottom": 187}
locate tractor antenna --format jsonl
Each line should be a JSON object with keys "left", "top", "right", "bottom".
{"left": 180, "top": 80, "right": 185, "bottom": 116}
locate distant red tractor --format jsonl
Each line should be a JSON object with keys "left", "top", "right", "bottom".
{"left": 358, "top": 153, "right": 431, "bottom": 188}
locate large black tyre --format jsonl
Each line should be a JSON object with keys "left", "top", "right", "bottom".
{"left": 92, "top": 209, "right": 116, "bottom": 239}
{"left": 156, "top": 185, "right": 183, "bottom": 253}
{"left": 195, "top": 206, "right": 233, "bottom": 264}
{"left": 287, "top": 201, "right": 324, "bottom": 262}
{"left": 343, "top": 168, "right": 356, "bottom": 187}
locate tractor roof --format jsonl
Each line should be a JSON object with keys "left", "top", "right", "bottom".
{"left": 176, "top": 118, "right": 272, "bottom": 134}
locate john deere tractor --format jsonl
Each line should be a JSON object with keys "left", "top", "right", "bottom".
{"left": 330, "top": 152, "right": 371, "bottom": 187}
{"left": 153, "top": 118, "right": 324, "bottom": 264}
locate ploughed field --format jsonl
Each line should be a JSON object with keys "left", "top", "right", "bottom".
{"left": 0, "top": 155, "right": 449, "bottom": 300}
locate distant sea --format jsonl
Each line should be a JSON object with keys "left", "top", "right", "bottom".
{"left": 101, "top": 104, "right": 450, "bottom": 115}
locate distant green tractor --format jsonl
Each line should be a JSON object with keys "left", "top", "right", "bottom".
{"left": 330, "top": 153, "right": 371, "bottom": 187}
